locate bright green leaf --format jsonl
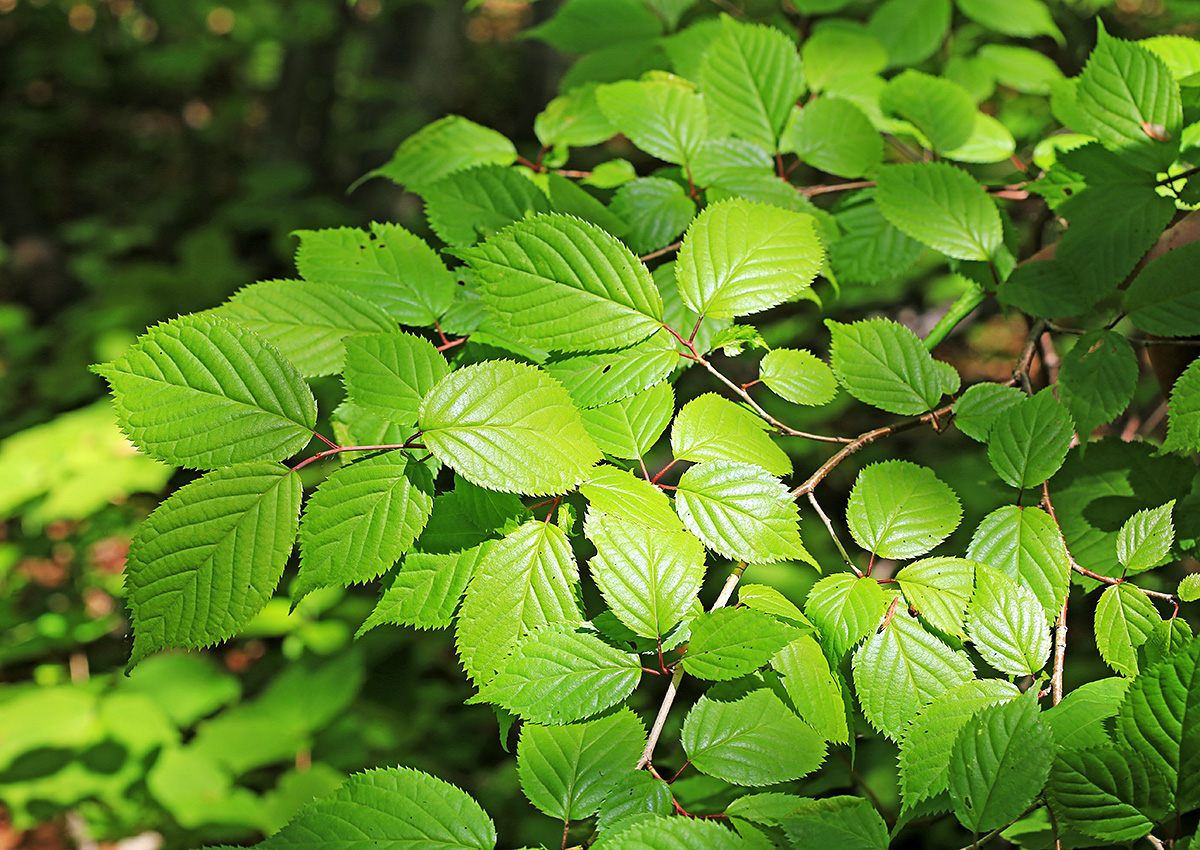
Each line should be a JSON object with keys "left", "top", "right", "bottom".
{"left": 738, "top": 584, "right": 811, "bottom": 627}
{"left": 366, "top": 114, "right": 516, "bottom": 187}
{"left": 1042, "top": 677, "right": 1130, "bottom": 750}
{"left": 827, "top": 318, "right": 960, "bottom": 416}
{"left": 953, "top": 383, "right": 1024, "bottom": 443}
{"left": 874, "top": 162, "right": 1002, "bottom": 262}
{"left": 956, "top": 0, "right": 1062, "bottom": 42}
{"left": 846, "top": 461, "right": 962, "bottom": 560}
{"left": 544, "top": 334, "right": 677, "bottom": 410}
{"left": 943, "top": 112, "right": 1018, "bottom": 164}
{"left": 671, "top": 393, "right": 791, "bottom": 476}
{"left": 772, "top": 634, "right": 849, "bottom": 744}
{"left": 609, "top": 177, "right": 695, "bottom": 255}
{"left": 759, "top": 348, "right": 837, "bottom": 406}
{"left": 986, "top": 389, "right": 1074, "bottom": 490}
{"left": 580, "top": 465, "right": 683, "bottom": 532}
{"left": 1179, "top": 574, "right": 1200, "bottom": 602}
{"left": 1095, "top": 582, "right": 1161, "bottom": 677}
{"left": 682, "top": 607, "right": 799, "bottom": 681}
{"left": 343, "top": 331, "right": 449, "bottom": 429}
{"left": 1117, "top": 500, "right": 1175, "bottom": 573}
{"left": 535, "top": 84, "right": 616, "bottom": 150}
{"left": 595, "top": 76, "right": 707, "bottom": 167}
{"left": 359, "top": 544, "right": 488, "bottom": 633}
{"left": 581, "top": 383, "right": 675, "bottom": 460}
{"left": 967, "top": 566, "right": 1052, "bottom": 677}
{"left": 805, "top": 572, "right": 889, "bottom": 659}
{"left": 1163, "top": 358, "right": 1200, "bottom": 454}
{"left": 802, "top": 25, "right": 887, "bottom": 93}
{"left": 829, "top": 191, "right": 923, "bottom": 285}
{"left": 967, "top": 505, "right": 1071, "bottom": 621}
{"left": 786, "top": 97, "right": 882, "bottom": 178}
{"left": 896, "top": 557, "right": 975, "bottom": 638}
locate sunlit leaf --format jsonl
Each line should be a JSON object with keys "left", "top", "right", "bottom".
{"left": 846, "top": 461, "right": 962, "bottom": 560}
{"left": 827, "top": 318, "right": 960, "bottom": 416}
{"left": 671, "top": 393, "right": 791, "bottom": 476}
{"left": 986, "top": 389, "right": 1074, "bottom": 490}
{"left": 1094, "top": 582, "right": 1160, "bottom": 677}
{"left": 682, "top": 607, "right": 799, "bottom": 681}
{"left": 874, "top": 162, "right": 1003, "bottom": 261}
{"left": 967, "top": 566, "right": 1051, "bottom": 677}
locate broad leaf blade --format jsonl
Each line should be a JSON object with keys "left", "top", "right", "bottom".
{"left": 544, "top": 334, "right": 676, "bottom": 409}
{"left": 986, "top": 389, "right": 1074, "bottom": 490}
{"left": 418, "top": 163, "right": 551, "bottom": 248}
{"left": 1124, "top": 241, "right": 1200, "bottom": 337}
{"left": 1163, "top": 358, "right": 1200, "bottom": 454}
{"left": 1046, "top": 746, "right": 1161, "bottom": 843}
{"left": 881, "top": 70, "right": 976, "bottom": 154}
{"left": 1117, "top": 500, "right": 1175, "bottom": 573}
{"left": 780, "top": 796, "right": 889, "bottom": 850}
{"left": 1095, "top": 583, "right": 1160, "bottom": 677}
{"left": 671, "top": 393, "right": 791, "bottom": 476}
{"left": 580, "top": 465, "right": 683, "bottom": 532}
{"left": 967, "top": 566, "right": 1051, "bottom": 677}
{"left": 805, "top": 572, "right": 889, "bottom": 660}
{"left": 846, "top": 461, "right": 962, "bottom": 560}
{"left": 1058, "top": 329, "right": 1138, "bottom": 439}
{"left": 827, "top": 318, "right": 960, "bottom": 416}
{"left": 759, "top": 348, "right": 837, "bottom": 406}
{"left": 359, "top": 544, "right": 488, "bottom": 634}
{"left": 868, "top": 0, "right": 951, "bottom": 68}
{"left": 786, "top": 97, "right": 882, "bottom": 179}
{"left": 953, "top": 383, "right": 1024, "bottom": 443}
{"left": 682, "top": 607, "right": 798, "bottom": 681}
{"left": 594, "top": 77, "right": 707, "bottom": 168}
{"left": 967, "top": 505, "right": 1070, "bottom": 621}
{"left": 874, "top": 162, "right": 1003, "bottom": 261}
{"left": 343, "top": 331, "right": 449, "bottom": 428}
{"left": 126, "top": 463, "right": 302, "bottom": 666}
{"left": 420, "top": 360, "right": 601, "bottom": 497}
{"left": 94, "top": 315, "right": 317, "bottom": 470}
{"left": 580, "top": 383, "right": 674, "bottom": 460}
{"left": 609, "top": 177, "right": 696, "bottom": 255}
{"left": 896, "top": 557, "right": 975, "bottom": 638}
{"left": 772, "top": 634, "right": 850, "bottom": 744}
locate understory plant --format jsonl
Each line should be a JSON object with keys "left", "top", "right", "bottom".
{"left": 92, "top": 1, "right": 1200, "bottom": 848}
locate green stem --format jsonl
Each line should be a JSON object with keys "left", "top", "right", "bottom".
{"left": 925, "top": 283, "right": 986, "bottom": 351}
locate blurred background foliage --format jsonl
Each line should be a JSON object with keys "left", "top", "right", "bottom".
{"left": 0, "top": 0, "right": 1197, "bottom": 848}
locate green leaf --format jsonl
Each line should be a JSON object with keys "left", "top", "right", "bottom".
{"left": 417, "top": 478, "right": 528, "bottom": 554}
{"left": 546, "top": 171, "right": 631, "bottom": 237}
{"left": 1117, "top": 500, "right": 1175, "bottom": 573}
{"left": 1075, "top": 23, "right": 1182, "bottom": 174}
{"left": 581, "top": 383, "right": 675, "bottom": 460}
{"left": 682, "top": 688, "right": 827, "bottom": 786}
{"left": 245, "top": 766, "right": 495, "bottom": 850}
{"left": 846, "top": 460, "right": 962, "bottom": 560}
{"left": 580, "top": 465, "right": 683, "bottom": 532}
{"left": 1163, "top": 358, "right": 1200, "bottom": 454}
{"left": 772, "top": 634, "right": 849, "bottom": 744}
{"left": 967, "top": 505, "right": 1071, "bottom": 621}
{"left": 943, "top": 112, "right": 1017, "bottom": 164}
{"left": 675, "top": 460, "right": 810, "bottom": 565}
{"left": 418, "top": 164, "right": 551, "bottom": 248}
{"left": 595, "top": 771, "right": 672, "bottom": 830}
{"left": 953, "top": 383, "right": 1024, "bottom": 443}
{"left": 94, "top": 315, "right": 316, "bottom": 470}
{"left": 210, "top": 280, "right": 395, "bottom": 378}
{"left": 804, "top": 572, "right": 890, "bottom": 659}
{"left": 458, "top": 213, "right": 663, "bottom": 352}
{"left": 609, "top": 177, "right": 696, "bottom": 255}
{"left": 1058, "top": 330, "right": 1139, "bottom": 439}
{"left": 896, "top": 557, "right": 975, "bottom": 638}
{"left": 759, "top": 348, "right": 837, "bottom": 406}
{"left": 829, "top": 191, "right": 923, "bottom": 285}
{"left": 1096, "top": 583, "right": 1162, "bottom": 677}
{"left": 587, "top": 511, "right": 703, "bottom": 638}
{"left": 294, "top": 452, "right": 433, "bottom": 600}
{"left": 852, "top": 610, "right": 975, "bottom": 739}
{"left": 976, "top": 45, "right": 1064, "bottom": 95}
{"left": 826, "top": 318, "right": 960, "bottom": 416}
{"left": 882, "top": 71, "right": 976, "bottom": 154}
{"left": 535, "top": 84, "right": 616, "bottom": 150}
{"left": 785, "top": 97, "right": 882, "bottom": 179}
{"left": 698, "top": 16, "right": 805, "bottom": 152}
{"left": 342, "top": 331, "right": 449, "bottom": 429}
{"left": 967, "top": 566, "right": 1052, "bottom": 677}
{"left": 543, "top": 334, "right": 677, "bottom": 409}
{"left": 1114, "top": 636, "right": 1200, "bottom": 812}
{"left": 874, "top": 162, "right": 1003, "bottom": 261}
{"left": 801, "top": 26, "right": 887, "bottom": 93}
{"left": 455, "top": 521, "right": 582, "bottom": 685}
{"left": 956, "top": 0, "right": 1062, "bottom": 41}
{"left": 867, "top": 0, "right": 951, "bottom": 68}
{"left": 948, "top": 692, "right": 1053, "bottom": 833}
{"left": 671, "top": 393, "right": 791, "bottom": 476}
{"left": 986, "top": 389, "right": 1074, "bottom": 490}
{"left": 898, "top": 679, "right": 1021, "bottom": 808}
{"left": 477, "top": 624, "right": 641, "bottom": 724}
{"left": 367, "top": 114, "right": 516, "bottom": 187}
{"left": 1042, "top": 677, "right": 1130, "bottom": 750}
{"left": 294, "top": 223, "right": 456, "bottom": 325}
{"left": 1125, "top": 242, "right": 1200, "bottom": 337}
{"left": 1142, "top": 34, "right": 1200, "bottom": 80}
{"left": 594, "top": 76, "right": 707, "bottom": 167}
{"left": 358, "top": 544, "right": 488, "bottom": 634}
{"left": 525, "top": 0, "right": 661, "bottom": 53}
{"left": 676, "top": 199, "right": 824, "bottom": 319}
{"left": 420, "top": 360, "right": 601, "bottom": 497}
{"left": 1046, "top": 746, "right": 1162, "bottom": 843}
{"left": 781, "top": 796, "right": 889, "bottom": 850}
{"left": 593, "top": 817, "right": 754, "bottom": 849}
{"left": 125, "top": 462, "right": 302, "bottom": 667}
{"left": 517, "top": 708, "right": 646, "bottom": 821}
{"left": 739, "top": 584, "right": 811, "bottom": 628}
{"left": 1179, "top": 573, "right": 1200, "bottom": 602}
{"left": 682, "top": 607, "right": 798, "bottom": 681}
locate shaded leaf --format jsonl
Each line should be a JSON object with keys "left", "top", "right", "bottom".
{"left": 867, "top": 0, "right": 951, "bottom": 68}
{"left": 780, "top": 796, "right": 889, "bottom": 850}
{"left": 1125, "top": 242, "right": 1200, "bottom": 337}
{"left": 786, "top": 97, "right": 882, "bottom": 178}
{"left": 1058, "top": 330, "right": 1138, "bottom": 439}
{"left": 881, "top": 70, "right": 976, "bottom": 154}
{"left": 1046, "top": 746, "right": 1162, "bottom": 843}
{"left": 609, "top": 177, "right": 695, "bottom": 255}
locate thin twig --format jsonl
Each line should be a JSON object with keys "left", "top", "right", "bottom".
{"left": 801, "top": 180, "right": 875, "bottom": 197}
{"left": 639, "top": 241, "right": 682, "bottom": 263}
{"left": 807, "top": 492, "right": 861, "bottom": 576}
{"left": 700, "top": 358, "right": 852, "bottom": 443}
{"left": 1052, "top": 596, "right": 1068, "bottom": 706}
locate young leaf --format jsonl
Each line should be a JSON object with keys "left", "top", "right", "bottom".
{"left": 967, "top": 505, "right": 1070, "bottom": 621}
{"left": 1124, "top": 241, "right": 1200, "bottom": 337}
{"left": 804, "top": 572, "right": 890, "bottom": 659}
{"left": 457, "top": 213, "right": 663, "bottom": 352}
{"left": 758, "top": 348, "right": 837, "bottom": 406}
{"left": 948, "top": 692, "right": 1053, "bottom": 833}
{"left": 671, "top": 393, "right": 791, "bottom": 476}
{"left": 580, "top": 465, "right": 683, "bottom": 532}
{"left": 1074, "top": 23, "right": 1182, "bottom": 174}
{"left": 476, "top": 624, "right": 641, "bottom": 724}
{"left": 580, "top": 383, "right": 674, "bottom": 460}
{"left": 967, "top": 566, "right": 1052, "bottom": 677}
{"left": 1179, "top": 573, "right": 1200, "bottom": 602}
{"left": 534, "top": 84, "right": 616, "bottom": 151}
{"left": 210, "top": 279, "right": 395, "bottom": 378}
{"left": 772, "top": 634, "right": 850, "bottom": 744}
{"left": 986, "top": 389, "right": 1074, "bottom": 490}
{"left": 1117, "top": 500, "right": 1175, "bottom": 574}
{"left": 594, "top": 76, "right": 707, "bottom": 168}
{"left": 125, "top": 462, "right": 302, "bottom": 666}
{"left": 1162, "top": 358, "right": 1200, "bottom": 454}
{"left": 455, "top": 521, "right": 582, "bottom": 685}
{"left": 801, "top": 26, "right": 887, "bottom": 93}
{"left": 343, "top": 331, "right": 449, "bottom": 428}
{"left": 93, "top": 315, "right": 317, "bottom": 470}
{"left": 898, "top": 679, "right": 1020, "bottom": 808}
{"left": 294, "top": 452, "right": 434, "bottom": 600}
{"left": 418, "top": 164, "right": 551, "bottom": 248}
{"left": 419, "top": 360, "right": 601, "bottom": 497}
{"left": 682, "top": 607, "right": 799, "bottom": 681}
{"left": 367, "top": 114, "right": 516, "bottom": 187}
{"left": 1058, "top": 329, "right": 1138, "bottom": 439}
{"left": 846, "top": 461, "right": 962, "bottom": 560}
{"left": 852, "top": 610, "right": 975, "bottom": 739}
{"left": 609, "top": 177, "right": 696, "bottom": 255}
{"left": 956, "top": 0, "right": 1062, "bottom": 42}
{"left": 785, "top": 97, "right": 882, "bottom": 179}
{"left": 1094, "top": 582, "right": 1160, "bottom": 677}
{"left": 896, "top": 557, "right": 975, "bottom": 638}
{"left": 1114, "top": 636, "right": 1200, "bottom": 812}
{"left": 676, "top": 199, "right": 824, "bottom": 319}
{"left": 244, "top": 766, "right": 496, "bottom": 850}
{"left": 881, "top": 70, "right": 977, "bottom": 154}
{"left": 682, "top": 688, "right": 827, "bottom": 786}
{"left": 1046, "top": 746, "right": 1162, "bottom": 843}
{"left": 826, "top": 318, "right": 960, "bottom": 416}
{"left": 739, "top": 584, "right": 811, "bottom": 628}
{"left": 867, "top": 0, "right": 951, "bottom": 68}
{"left": 544, "top": 334, "right": 676, "bottom": 409}
{"left": 698, "top": 16, "right": 805, "bottom": 152}
{"left": 517, "top": 708, "right": 646, "bottom": 821}
{"left": 780, "top": 796, "right": 889, "bottom": 850}
{"left": 294, "top": 223, "right": 456, "bottom": 325}
{"left": 587, "top": 511, "right": 703, "bottom": 639}
{"left": 358, "top": 544, "right": 488, "bottom": 634}
{"left": 874, "top": 162, "right": 1003, "bottom": 261}
{"left": 674, "top": 460, "right": 811, "bottom": 565}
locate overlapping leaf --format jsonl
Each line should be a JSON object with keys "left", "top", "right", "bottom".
{"left": 1124, "top": 242, "right": 1200, "bottom": 337}
{"left": 594, "top": 77, "right": 707, "bottom": 168}
{"left": 594, "top": 771, "right": 672, "bottom": 830}
{"left": 896, "top": 557, "right": 975, "bottom": 638}
{"left": 957, "top": 0, "right": 1062, "bottom": 41}
{"left": 365, "top": 114, "right": 516, "bottom": 187}
{"left": 1117, "top": 500, "right": 1175, "bottom": 574}
{"left": 758, "top": 348, "right": 838, "bottom": 406}
{"left": 804, "top": 572, "right": 890, "bottom": 659}
{"left": 580, "top": 383, "right": 674, "bottom": 460}
{"left": 881, "top": 70, "right": 977, "bottom": 154}
{"left": 125, "top": 462, "right": 302, "bottom": 666}
{"left": 343, "top": 331, "right": 449, "bottom": 428}
{"left": 786, "top": 97, "right": 882, "bottom": 178}
{"left": 1046, "top": 746, "right": 1162, "bottom": 843}
{"left": 954, "top": 384, "right": 1024, "bottom": 443}
{"left": 682, "top": 608, "right": 798, "bottom": 681}
{"left": 580, "top": 465, "right": 683, "bottom": 532}
{"left": 986, "top": 389, "right": 1074, "bottom": 490}
{"left": 781, "top": 796, "right": 889, "bottom": 850}
{"left": 1095, "top": 582, "right": 1160, "bottom": 677}
{"left": 94, "top": 315, "right": 317, "bottom": 469}
{"left": 418, "top": 164, "right": 551, "bottom": 248}
{"left": 846, "top": 461, "right": 962, "bottom": 560}
{"left": 1058, "top": 329, "right": 1138, "bottom": 439}
{"left": 966, "top": 505, "right": 1070, "bottom": 621}
{"left": 609, "top": 177, "right": 695, "bottom": 255}
{"left": 359, "top": 544, "right": 488, "bottom": 634}
{"left": 671, "top": 393, "right": 791, "bottom": 476}
{"left": 543, "top": 334, "right": 676, "bottom": 409}
{"left": 827, "top": 318, "right": 960, "bottom": 416}
{"left": 772, "top": 635, "right": 849, "bottom": 744}
{"left": 874, "top": 162, "right": 1003, "bottom": 261}
{"left": 868, "top": 0, "right": 951, "bottom": 68}
{"left": 967, "top": 566, "right": 1051, "bottom": 676}
{"left": 739, "top": 584, "right": 811, "bottom": 627}
{"left": 420, "top": 360, "right": 601, "bottom": 496}
{"left": 1163, "top": 358, "right": 1200, "bottom": 454}
{"left": 829, "top": 192, "right": 923, "bottom": 285}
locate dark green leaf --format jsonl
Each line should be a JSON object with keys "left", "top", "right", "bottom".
{"left": 953, "top": 383, "right": 1024, "bottom": 443}
{"left": 525, "top": 0, "right": 661, "bottom": 54}
{"left": 609, "top": 177, "right": 695, "bottom": 254}
{"left": 986, "top": 389, "right": 1074, "bottom": 490}
{"left": 867, "top": 0, "right": 951, "bottom": 68}
{"left": 881, "top": 70, "right": 977, "bottom": 154}
{"left": 956, "top": 0, "right": 1062, "bottom": 41}
{"left": 1125, "top": 242, "right": 1200, "bottom": 337}
{"left": 780, "top": 796, "right": 889, "bottom": 850}
{"left": 1059, "top": 330, "right": 1138, "bottom": 439}
{"left": 1046, "top": 746, "right": 1162, "bottom": 843}
{"left": 1163, "top": 358, "right": 1200, "bottom": 454}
